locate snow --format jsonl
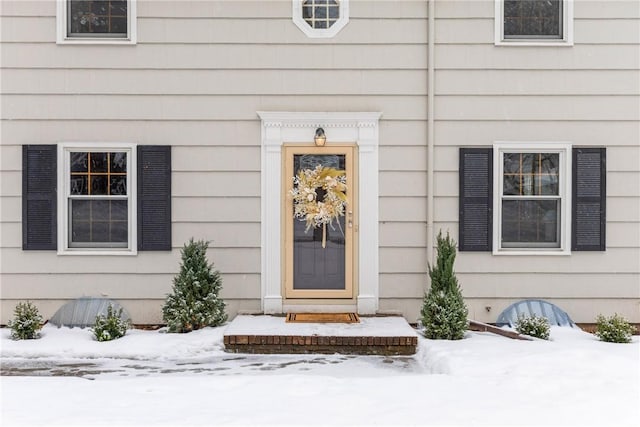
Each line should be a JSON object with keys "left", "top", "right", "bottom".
{"left": 1, "top": 322, "right": 639, "bottom": 426}
{"left": 224, "top": 314, "right": 418, "bottom": 337}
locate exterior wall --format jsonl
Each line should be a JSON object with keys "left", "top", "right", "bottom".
{"left": 432, "top": 0, "right": 640, "bottom": 323}
{"left": 1, "top": 1, "right": 638, "bottom": 325}
{"left": 0, "top": 0, "right": 429, "bottom": 324}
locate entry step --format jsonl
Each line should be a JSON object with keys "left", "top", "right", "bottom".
{"left": 223, "top": 315, "right": 418, "bottom": 355}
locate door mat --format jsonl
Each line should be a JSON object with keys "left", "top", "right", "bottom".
{"left": 286, "top": 313, "right": 360, "bottom": 323}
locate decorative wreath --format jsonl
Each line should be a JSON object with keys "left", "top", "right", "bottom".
{"left": 290, "top": 165, "right": 347, "bottom": 248}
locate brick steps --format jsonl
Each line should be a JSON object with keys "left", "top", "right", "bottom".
{"left": 224, "top": 334, "right": 418, "bottom": 355}
{"left": 222, "top": 315, "right": 419, "bottom": 355}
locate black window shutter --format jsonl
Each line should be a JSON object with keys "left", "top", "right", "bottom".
{"left": 572, "top": 148, "right": 606, "bottom": 251}
{"left": 138, "top": 145, "right": 172, "bottom": 251}
{"left": 22, "top": 145, "right": 57, "bottom": 250}
{"left": 459, "top": 148, "right": 493, "bottom": 251}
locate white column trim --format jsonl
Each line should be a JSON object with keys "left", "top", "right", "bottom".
{"left": 258, "top": 111, "right": 381, "bottom": 314}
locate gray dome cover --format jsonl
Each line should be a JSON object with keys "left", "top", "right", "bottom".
{"left": 496, "top": 299, "right": 576, "bottom": 328}
{"left": 49, "top": 297, "right": 131, "bottom": 328}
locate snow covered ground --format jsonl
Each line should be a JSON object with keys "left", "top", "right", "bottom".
{"left": 1, "top": 323, "right": 639, "bottom": 426}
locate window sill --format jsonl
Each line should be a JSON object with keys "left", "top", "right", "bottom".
{"left": 57, "top": 249, "right": 138, "bottom": 256}
{"left": 492, "top": 249, "right": 571, "bottom": 256}
{"left": 495, "top": 39, "right": 573, "bottom": 47}
{"left": 56, "top": 37, "right": 136, "bottom": 45}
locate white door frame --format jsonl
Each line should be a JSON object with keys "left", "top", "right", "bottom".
{"left": 258, "top": 112, "right": 381, "bottom": 314}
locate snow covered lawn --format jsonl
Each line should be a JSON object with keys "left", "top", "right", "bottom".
{"left": 1, "top": 324, "right": 638, "bottom": 426}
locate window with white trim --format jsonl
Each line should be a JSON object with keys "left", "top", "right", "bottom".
{"left": 293, "top": 0, "right": 349, "bottom": 38}
{"left": 59, "top": 144, "right": 136, "bottom": 253}
{"left": 495, "top": 0, "right": 573, "bottom": 45}
{"left": 57, "top": 0, "right": 137, "bottom": 44}
{"left": 494, "top": 143, "right": 571, "bottom": 254}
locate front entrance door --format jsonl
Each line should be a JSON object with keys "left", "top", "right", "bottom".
{"left": 284, "top": 145, "right": 357, "bottom": 299}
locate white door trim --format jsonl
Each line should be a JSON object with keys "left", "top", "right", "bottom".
{"left": 258, "top": 111, "right": 381, "bottom": 314}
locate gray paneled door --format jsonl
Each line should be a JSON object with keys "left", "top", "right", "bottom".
{"left": 284, "top": 145, "right": 357, "bottom": 299}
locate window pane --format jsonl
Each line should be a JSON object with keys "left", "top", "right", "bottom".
{"left": 502, "top": 199, "right": 560, "bottom": 247}
{"left": 69, "top": 151, "right": 127, "bottom": 196}
{"left": 504, "top": 0, "right": 562, "bottom": 38}
{"left": 503, "top": 152, "right": 559, "bottom": 196}
{"left": 70, "top": 199, "right": 128, "bottom": 247}
{"left": 503, "top": 175, "right": 520, "bottom": 196}
{"left": 90, "top": 175, "right": 109, "bottom": 195}
{"left": 69, "top": 0, "right": 128, "bottom": 36}
{"left": 70, "top": 176, "right": 88, "bottom": 195}
{"left": 110, "top": 152, "right": 127, "bottom": 172}
{"left": 303, "top": 0, "right": 339, "bottom": 29}
{"left": 70, "top": 152, "right": 88, "bottom": 173}
{"left": 90, "top": 152, "right": 108, "bottom": 172}
{"left": 110, "top": 176, "right": 127, "bottom": 195}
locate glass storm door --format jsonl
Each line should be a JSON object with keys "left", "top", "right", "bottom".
{"left": 284, "top": 145, "right": 357, "bottom": 299}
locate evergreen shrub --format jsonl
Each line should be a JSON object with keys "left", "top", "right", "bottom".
{"left": 595, "top": 313, "right": 636, "bottom": 343}
{"left": 92, "top": 304, "right": 130, "bottom": 342}
{"left": 8, "top": 301, "right": 43, "bottom": 340}
{"left": 162, "top": 239, "right": 227, "bottom": 333}
{"left": 515, "top": 314, "right": 550, "bottom": 340}
{"left": 420, "top": 231, "right": 468, "bottom": 340}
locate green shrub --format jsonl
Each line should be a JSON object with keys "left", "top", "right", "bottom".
{"left": 8, "top": 301, "right": 43, "bottom": 340}
{"left": 92, "top": 304, "right": 130, "bottom": 342}
{"left": 420, "top": 231, "right": 468, "bottom": 340}
{"left": 162, "top": 239, "right": 227, "bottom": 333}
{"left": 595, "top": 313, "right": 637, "bottom": 343}
{"left": 515, "top": 314, "right": 550, "bottom": 340}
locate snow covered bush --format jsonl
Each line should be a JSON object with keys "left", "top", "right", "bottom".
{"left": 595, "top": 313, "right": 636, "bottom": 343}
{"left": 8, "top": 301, "right": 43, "bottom": 340}
{"left": 162, "top": 239, "right": 227, "bottom": 333}
{"left": 515, "top": 314, "right": 550, "bottom": 340}
{"left": 420, "top": 231, "right": 468, "bottom": 340}
{"left": 92, "top": 304, "right": 130, "bottom": 342}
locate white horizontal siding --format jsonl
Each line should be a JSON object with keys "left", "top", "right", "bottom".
{"left": 379, "top": 197, "right": 427, "bottom": 222}
{"left": 0, "top": 122, "right": 262, "bottom": 146}
{"left": 434, "top": 45, "right": 639, "bottom": 70}
{"left": 1, "top": 43, "right": 428, "bottom": 69}
{"left": 0, "top": 247, "right": 261, "bottom": 274}
{"left": 173, "top": 198, "right": 260, "bottom": 222}
{"left": 434, "top": 96, "right": 640, "bottom": 121}
{"left": 1, "top": 69, "right": 428, "bottom": 96}
{"left": 379, "top": 222, "right": 427, "bottom": 248}
{"left": 2, "top": 94, "right": 427, "bottom": 121}
{"left": 434, "top": 121, "right": 640, "bottom": 146}
{"left": 0, "top": 272, "right": 260, "bottom": 300}
{"left": 436, "top": 70, "right": 640, "bottom": 95}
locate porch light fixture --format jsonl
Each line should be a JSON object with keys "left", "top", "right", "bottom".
{"left": 314, "top": 127, "right": 326, "bottom": 146}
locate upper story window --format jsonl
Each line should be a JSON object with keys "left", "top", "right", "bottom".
{"left": 495, "top": 0, "right": 573, "bottom": 46}
{"left": 57, "top": 0, "right": 137, "bottom": 44}
{"left": 293, "top": 0, "right": 349, "bottom": 38}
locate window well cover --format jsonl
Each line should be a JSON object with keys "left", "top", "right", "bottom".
{"left": 496, "top": 299, "right": 576, "bottom": 328}
{"left": 49, "top": 297, "right": 130, "bottom": 328}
